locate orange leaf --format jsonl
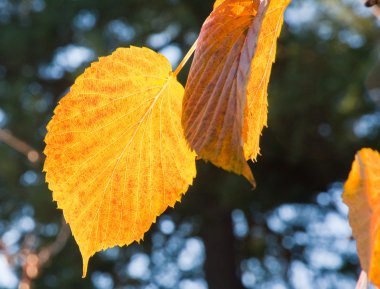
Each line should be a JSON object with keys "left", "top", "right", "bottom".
{"left": 343, "top": 148, "right": 380, "bottom": 287}
{"left": 44, "top": 47, "right": 196, "bottom": 277}
{"left": 182, "top": 0, "right": 290, "bottom": 184}
{"left": 213, "top": 0, "right": 226, "bottom": 8}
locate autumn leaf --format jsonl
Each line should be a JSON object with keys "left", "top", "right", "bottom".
{"left": 343, "top": 148, "right": 380, "bottom": 287}
{"left": 182, "top": 0, "right": 290, "bottom": 184}
{"left": 213, "top": 0, "right": 226, "bottom": 8}
{"left": 44, "top": 47, "right": 196, "bottom": 277}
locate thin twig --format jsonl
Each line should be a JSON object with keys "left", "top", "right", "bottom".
{"left": 0, "top": 127, "right": 69, "bottom": 288}
{"left": 17, "top": 218, "right": 71, "bottom": 289}
{"left": 0, "top": 128, "right": 42, "bottom": 163}
{"left": 38, "top": 219, "right": 71, "bottom": 267}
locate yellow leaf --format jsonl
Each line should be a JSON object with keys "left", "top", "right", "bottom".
{"left": 213, "top": 0, "right": 226, "bottom": 9}
{"left": 343, "top": 148, "right": 380, "bottom": 287}
{"left": 182, "top": 0, "right": 290, "bottom": 185}
{"left": 44, "top": 46, "right": 196, "bottom": 277}
{"left": 243, "top": 0, "right": 289, "bottom": 162}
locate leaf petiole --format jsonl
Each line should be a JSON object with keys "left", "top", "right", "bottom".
{"left": 173, "top": 39, "right": 198, "bottom": 77}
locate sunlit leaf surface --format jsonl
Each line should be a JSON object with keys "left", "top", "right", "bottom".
{"left": 182, "top": 0, "right": 290, "bottom": 184}
{"left": 44, "top": 47, "right": 196, "bottom": 276}
{"left": 343, "top": 148, "right": 380, "bottom": 287}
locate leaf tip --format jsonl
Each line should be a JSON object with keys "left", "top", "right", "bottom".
{"left": 243, "top": 164, "right": 256, "bottom": 189}
{"left": 81, "top": 253, "right": 90, "bottom": 278}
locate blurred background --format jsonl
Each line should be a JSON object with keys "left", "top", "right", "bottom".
{"left": 0, "top": 0, "right": 380, "bottom": 288}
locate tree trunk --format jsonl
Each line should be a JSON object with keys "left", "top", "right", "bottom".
{"left": 201, "top": 207, "right": 244, "bottom": 289}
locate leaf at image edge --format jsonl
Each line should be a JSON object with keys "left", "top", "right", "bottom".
{"left": 343, "top": 148, "right": 380, "bottom": 287}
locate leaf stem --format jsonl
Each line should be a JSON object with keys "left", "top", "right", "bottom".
{"left": 173, "top": 39, "right": 198, "bottom": 77}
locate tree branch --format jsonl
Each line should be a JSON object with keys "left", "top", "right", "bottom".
{"left": 18, "top": 219, "right": 71, "bottom": 289}
{"left": 0, "top": 128, "right": 70, "bottom": 288}
{"left": 0, "top": 128, "right": 42, "bottom": 163}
